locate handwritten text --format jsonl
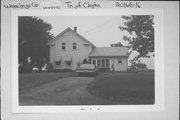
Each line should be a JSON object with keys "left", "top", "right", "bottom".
{"left": 4, "top": 2, "right": 39, "bottom": 9}
{"left": 116, "top": 2, "right": 141, "bottom": 8}
{"left": 65, "top": 1, "right": 101, "bottom": 9}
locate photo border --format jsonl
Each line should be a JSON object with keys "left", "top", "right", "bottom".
{"left": 11, "top": 9, "right": 164, "bottom": 113}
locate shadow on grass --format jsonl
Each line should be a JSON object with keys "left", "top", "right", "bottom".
{"left": 87, "top": 72, "right": 155, "bottom": 105}
{"left": 19, "top": 72, "right": 77, "bottom": 91}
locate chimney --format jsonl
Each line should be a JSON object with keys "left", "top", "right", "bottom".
{"left": 74, "top": 27, "right": 77, "bottom": 32}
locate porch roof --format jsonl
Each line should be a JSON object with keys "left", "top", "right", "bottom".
{"left": 89, "top": 47, "right": 129, "bottom": 57}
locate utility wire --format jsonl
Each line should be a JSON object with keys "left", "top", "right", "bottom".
{"left": 81, "top": 21, "right": 121, "bottom": 36}
{"left": 81, "top": 16, "right": 120, "bottom": 35}
{"left": 61, "top": 21, "right": 122, "bottom": 36}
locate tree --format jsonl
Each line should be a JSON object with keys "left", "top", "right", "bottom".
{"left": 119, "top": 15, "right": 154, "bottom": 62}
{"left": 111, "top": 42, "right": 124, "bottom": 47}
{"left": 18, "top": 16, "right": 54, "bottom": 67}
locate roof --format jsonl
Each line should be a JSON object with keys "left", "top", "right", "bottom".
{"left": 89, "top": 47, "right": 129, "bottom": 57}
{"left": 48, "top": 27, "right": 95, "bottom": 47}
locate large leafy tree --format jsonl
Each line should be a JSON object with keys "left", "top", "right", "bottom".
{"left": 18, "top": 16, "right": 54, "bottom": 67}
{"left": 119, "top": 15, "right": 154, "bottom": 62}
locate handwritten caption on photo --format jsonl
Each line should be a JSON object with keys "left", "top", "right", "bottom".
{"left": 3, "top": 1, "right": 141, "bottom": 9}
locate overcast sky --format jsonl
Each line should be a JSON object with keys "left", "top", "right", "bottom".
{"left": 39, "top": 16, "right": 129, "bottom": 47}
{"left": 38, "top": 16, "right": 154, "bottom": 69}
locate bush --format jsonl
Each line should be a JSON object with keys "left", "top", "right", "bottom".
{"left": 47, "top": 63, "right": 54, "bottom": 72}
{"left": 77, "top": 61, "right": 82, "bottom": 67}
{"left": 19, "top": 65, "right": 24, "bottom": 73}
{"left": 62, "top": 69, "right": 72, "bottom": 72}
{"left": 52, "top": 69, "right": 72, "bottom": 72}
{"left": 98, "top": 68, "right": 110, "bottom": 72}
{"left": 24, "top": 63, "right": 32, "bottom": 73}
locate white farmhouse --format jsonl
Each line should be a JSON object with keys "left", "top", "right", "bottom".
{"left": 48, "top": 27, "right": 129, "bottom": 72}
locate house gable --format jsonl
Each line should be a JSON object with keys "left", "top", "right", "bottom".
{"left": 48, "top": 27, "right": 95, "bottom": 70}
{"left": 48, "top": 27, "right": 95, "bottom": 48}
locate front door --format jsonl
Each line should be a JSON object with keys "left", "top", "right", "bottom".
{"left": 93, "top": 60, "right": 96, "bottom": 66}
{"left": 106, "top": 59, "right": 109, "bottom": 67}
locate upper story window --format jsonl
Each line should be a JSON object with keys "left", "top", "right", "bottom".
{"left": 73, "top": 43, "right": 76, "bottom": 50}
{"left": 62, "top": 43, "right": 65, "bottom": 50}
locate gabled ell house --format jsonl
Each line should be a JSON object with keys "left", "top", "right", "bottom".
{"left": 48, "top": 27, "right": 129, "bottom": 72}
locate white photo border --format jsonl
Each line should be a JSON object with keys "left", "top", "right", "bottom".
{"left": 11, "top": 9, "right": 164, "bottom": 113}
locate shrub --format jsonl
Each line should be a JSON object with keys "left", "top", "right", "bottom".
{"left": 47, "top": 63, "right": 54, "bottom": 72}
{"left": 24, "top": 63, "right": 32, "bottom": 73}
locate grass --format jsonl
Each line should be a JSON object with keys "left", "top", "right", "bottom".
{"left": 19, "top": 72, "right": 77, "bottom": 91}
{"left": 19, "top": 71, "right": 155, "bottom": 104}
{"left": 87, "top": 71, "right": 154, "bottom": 104}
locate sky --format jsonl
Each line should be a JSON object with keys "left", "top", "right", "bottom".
{"left": 38, "top": 16, "right": 154, "bottom": 69}
{"left": 39, "top": 16, "right": 129, "bottom": 47}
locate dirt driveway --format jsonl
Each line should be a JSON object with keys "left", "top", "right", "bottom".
{"left": 20, "top": 76, "right": 112, "bottom": 105}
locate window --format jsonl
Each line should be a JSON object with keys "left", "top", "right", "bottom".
{"left": 97, "top": 59, "right": 100, "bottom": 67}
{"left": 66, "top": 61, "right": 71, "bottom": 66}
{"left": 88, "top": 59, "right": 91, "bottom": 64}
{"left": 118, "top": 58, "right": 122, "bottom": 63}
{"left": 54, "top": 56, "right": 61, "bottom": 65}
{"left": 55, "top": 61, "right": 60, "bottom": 65}
{"left": 106, "top": 59, "right": 109, "bottom": 67}
{"left": 102, "top": 59, "right": 105, "bottom": 68}
{"left": 62, "top": 43, "right": 65, "bottom": 50}
{"left": 93, "top": 60, "right": 96, "bottom": 66}
{"left": 73, "top": 43, "right": 76, "bottom": 50}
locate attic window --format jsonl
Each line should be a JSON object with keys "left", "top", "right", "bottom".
{"left": 62, "top": 43, "right": 65, "bottom": 50}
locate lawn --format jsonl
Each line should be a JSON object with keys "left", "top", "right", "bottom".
{"left": 87, "top": 71, "right": 154, "bottom": 104}
{"left": 19, "top": 71, "right": 155, "bottom": 105}
{"left": 19, "top": 72, "right": 77, "bottom": 91}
